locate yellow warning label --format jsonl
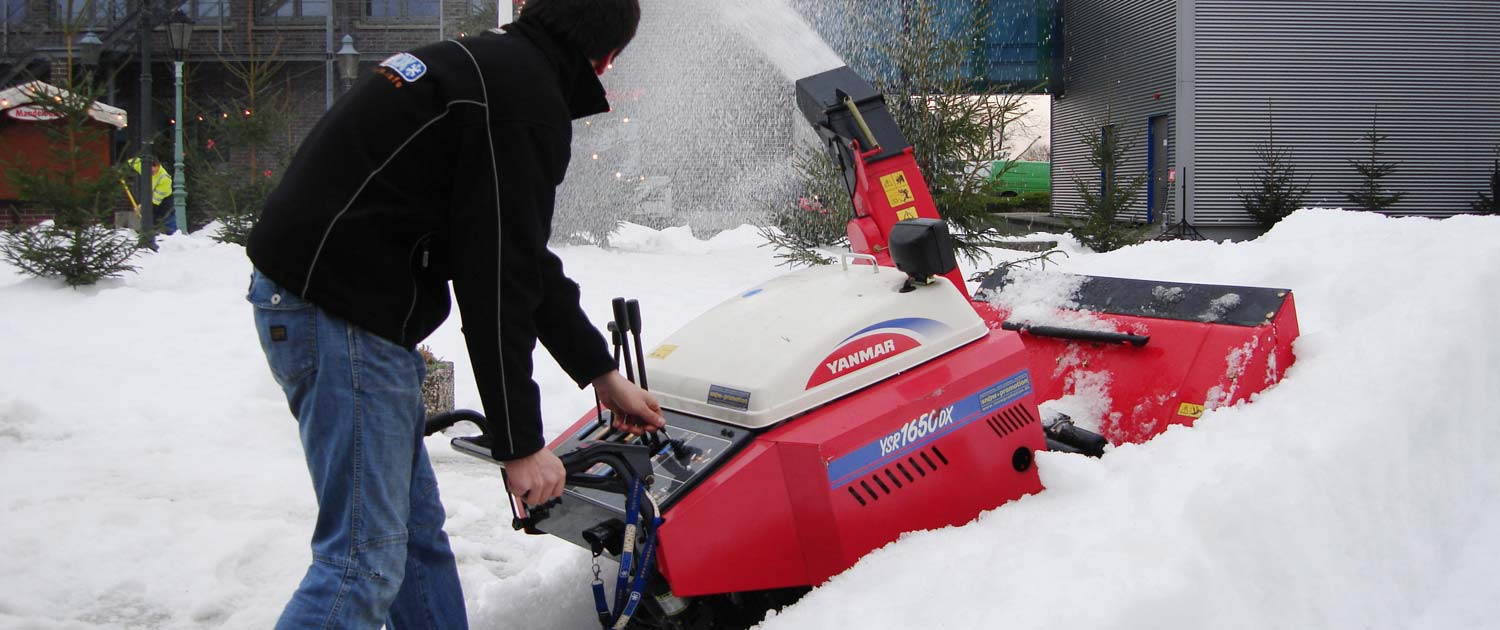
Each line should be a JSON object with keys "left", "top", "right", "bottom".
{"left": 895, "top": 207, "right": 920, "bottom": 221}
{"left": 1177, "top": 402, "right": 1205, "bottom": 419}
{"left": 649, "top": 344, "right": 678, "bottom": 360}
{"left": 879, "top": 171, "right": 916, "bottom": 207}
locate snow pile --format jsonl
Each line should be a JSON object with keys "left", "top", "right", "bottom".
{"left": 0, "top": 208, "right": 1497, "bottom": 629}
{"left": 762, "top": 209, "right": 1500, "bottom": 630}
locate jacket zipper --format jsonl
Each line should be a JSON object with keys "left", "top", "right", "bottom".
{"left": 400, "top": 232, "right": 438, "bottom": 345}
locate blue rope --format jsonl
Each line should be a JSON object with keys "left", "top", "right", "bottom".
{"left": 591, "top": 480, "right": 659, "bottom": 629}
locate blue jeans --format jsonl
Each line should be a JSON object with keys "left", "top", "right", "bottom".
{"left": 248, "top": 269, "right": 468, "bottom": 629}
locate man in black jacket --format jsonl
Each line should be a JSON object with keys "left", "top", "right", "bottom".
{"left": 246, "top": 1, "right": 661, "bottom": 627}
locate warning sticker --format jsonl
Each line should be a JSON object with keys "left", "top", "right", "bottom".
{"left": 649, "top": 344, "right": 678, "bottom": 359}
{"left": 1177, "top": 402, "right": 1205, "bottom": 418}
{"left": 879, "top": 171, "right": 916, "bottom": 207}
{"left": 895, "top": 207, "right": 920, "bottom": 221}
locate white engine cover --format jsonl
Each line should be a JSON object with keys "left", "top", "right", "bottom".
{"left": 643, "top": 264, "right": 987, "bottom": 429}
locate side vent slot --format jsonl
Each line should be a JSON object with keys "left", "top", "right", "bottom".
{"left": 984, "top": 405, "right": 1037, "bottom": 440}
{"left": 847, "top": 486, "right": 867, "bottom": 507}
{"left": 847, "top": 446, "right": 952, "bottom": 508}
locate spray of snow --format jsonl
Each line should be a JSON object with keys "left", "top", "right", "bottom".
{"left": 715, "top": 0, "right": 844, "bottom": 81}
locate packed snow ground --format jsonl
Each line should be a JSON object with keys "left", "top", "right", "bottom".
{"left": 0, "top": 209, "right": 1497, "bottom": 629}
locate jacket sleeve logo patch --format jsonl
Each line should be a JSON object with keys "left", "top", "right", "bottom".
{"left": 379, "top": 53, "right": 428, "bottom": 82}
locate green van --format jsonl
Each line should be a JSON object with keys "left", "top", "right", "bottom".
{"left": 989, "top": 160, "right": 1050, "bottom": 197}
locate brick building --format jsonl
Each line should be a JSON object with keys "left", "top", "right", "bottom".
{"left": 4, "top": 0, "right": 810, "bottom": 233}
{"left": 2, "top": 0, "right": 498, "bottom": 227}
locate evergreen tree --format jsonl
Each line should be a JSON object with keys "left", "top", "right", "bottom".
{"left": 1472, "top": 152, "right": 1499, "bottom": 215}
{"left": 763, "top": 0, "right": 1034, "bottom": 265}
{"left": 186, "top": 42, "right": 292, "bottom": 245}
{"left": 1344, "top": 106, "right": 1405, "bottom": 212}
{"left": 1067, "top": 109, "right": 1149, "bottom": 252}
{"left": 1238, "top": 99, "right": 1309, "bottom": 228}
{"left": 0, "top": 78, "right": 140, "bottom": 286}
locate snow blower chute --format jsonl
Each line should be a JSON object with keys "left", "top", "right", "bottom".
{"left": 433, "top": 66, "right": 1299, "bottom": 629}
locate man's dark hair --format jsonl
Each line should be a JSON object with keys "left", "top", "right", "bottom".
{"left": 518, "top": 0, "right": 642, "bottom": 61}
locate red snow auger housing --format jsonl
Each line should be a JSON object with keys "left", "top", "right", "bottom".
{"left": 435, "top": 66, "right": 1298, "bottom": 629}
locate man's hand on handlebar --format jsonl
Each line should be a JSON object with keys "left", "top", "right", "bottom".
{"left": 593, "top": 371, "right": 665, "bottom": 435}
{"left": 504, "top": 448, "right": 565, "bottom": 506}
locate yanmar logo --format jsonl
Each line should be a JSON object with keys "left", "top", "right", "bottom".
{"left": 805, "top": 332, "right": 919, "bottom": 389}
{"left": 879, "top": 406, "right": 956, "bottom": 456}
{"left": 827, "top": 339, "right": 896, "bottom": 375}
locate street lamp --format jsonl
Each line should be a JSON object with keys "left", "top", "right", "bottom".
{"left": 336, "top": 35, "right": 360, "bottom": 92}
{"left": 165, "top": 10, "right": 193, "bottom": 235}
{"left": 76, "top": 31, "right": 103, "bottom": 71}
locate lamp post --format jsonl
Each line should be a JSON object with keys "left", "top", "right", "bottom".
{"left": 166, "top": 10, "right": 193, "bottom": 236}
{"left": 336, "top": 35, "right": 360, "bottom": 93}
{"left": 76, "top": 31, "right": 103, "bottom": 74}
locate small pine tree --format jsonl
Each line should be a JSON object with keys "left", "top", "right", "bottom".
{"left": 1238, "top": 99, "right": 1309, "bottom": 228}
{"left": 760, "top": 145, "right": 852, "bottom": 266}
{"left": 1472, "top": 152, "right": 1499, "bottom": 215}
{"left": 0, "top": 79, "right": 140, "bottom": 286}
{"left": 1344, "top": 106, "right": 1405, "bottom": 212}
{"left": 1067, "top": 114, "right": 1149, "bottom": 252}
{"left": 187, "top": 43, "right": 292, "bottom": 245}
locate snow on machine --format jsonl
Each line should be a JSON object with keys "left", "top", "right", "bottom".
{"left": 428, "top": 66, "right": 1299, "bottom": 629}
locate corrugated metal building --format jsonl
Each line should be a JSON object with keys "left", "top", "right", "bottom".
{"left": 1053, "top": 0, "right": 1500, "bottom": 237}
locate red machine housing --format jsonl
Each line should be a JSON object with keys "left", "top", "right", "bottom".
{"left": 525, "top": 65, "right": 1299, "bottom": 606}
{"left": 547, "top": 328, "right": 1046, "bottom": 597}
{"left": 974, "top": 297, "right": 1299, "bottom": 445}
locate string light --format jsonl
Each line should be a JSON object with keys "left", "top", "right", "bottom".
{"left": 622, "top": 117, "right": 630, "bottom": 124}
{"left": 614, "top": 172, "right": 622, "bottom": 179}
{"left": 591, "top": 154, "right": 598, "bottom": 160}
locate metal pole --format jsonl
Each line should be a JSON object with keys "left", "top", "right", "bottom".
{"left": 138, "top": 3, "right": 155, "bottom": 246}
{"left": 172, "top": 59, "right": 187, "bottom": 235}
{"left": 324, "top": 13, "right": 333, "bottom": 110}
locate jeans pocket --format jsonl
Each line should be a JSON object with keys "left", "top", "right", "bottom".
{"left": 249, "top": 271, "right": 318, "bottom": 387}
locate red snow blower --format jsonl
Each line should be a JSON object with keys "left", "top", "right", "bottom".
{"left": 429, "top": 66, "right": 1299, "bottom": 629}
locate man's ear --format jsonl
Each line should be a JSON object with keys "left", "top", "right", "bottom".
{"left": 591, "top": 50, "right": 619, "bottom": 76}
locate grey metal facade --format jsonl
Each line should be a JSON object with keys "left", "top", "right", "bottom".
{"left": 1052, "top": 0, "right": 1177, "bottom": 223}
{"left": 1057, "top": 0, "right": 1500, "bottom": 229}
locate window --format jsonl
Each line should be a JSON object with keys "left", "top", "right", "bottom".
{"left": 54, "top": 0, "right": 128, "bottom": 27}
{"left": 4, "top": 0, "right": 24, "bottom": 23}
{"left": 192, "top": 0, "right": 225, "bottom": 20}
{"left": 258, "top": 0, "right": 328, "bottom": 19}
{"left": 367, "top": 0, "right": 439, "bottom": 19}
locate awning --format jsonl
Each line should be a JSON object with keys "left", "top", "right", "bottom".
{"left": 0, "top": 80, "right": 128, "bottom": 129}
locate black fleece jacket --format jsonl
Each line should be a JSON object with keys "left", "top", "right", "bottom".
{"left": 248, "top": 21, "right": 617, "bottom": 461}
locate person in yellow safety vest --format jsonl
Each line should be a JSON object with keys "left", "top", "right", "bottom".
{"left": 125, "top": 157, "right": 176, "bottom": 234}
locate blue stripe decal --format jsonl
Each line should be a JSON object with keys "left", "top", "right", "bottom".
{"left": 838, "top": 317, "right": 952, "bottom": 344}
{"left": 826, "top": 371, "right": 1032, "bottom": 489}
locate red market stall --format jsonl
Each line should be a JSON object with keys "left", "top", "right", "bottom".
{"left": 0, "top": 81, "right": 128, "bottom": 227}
